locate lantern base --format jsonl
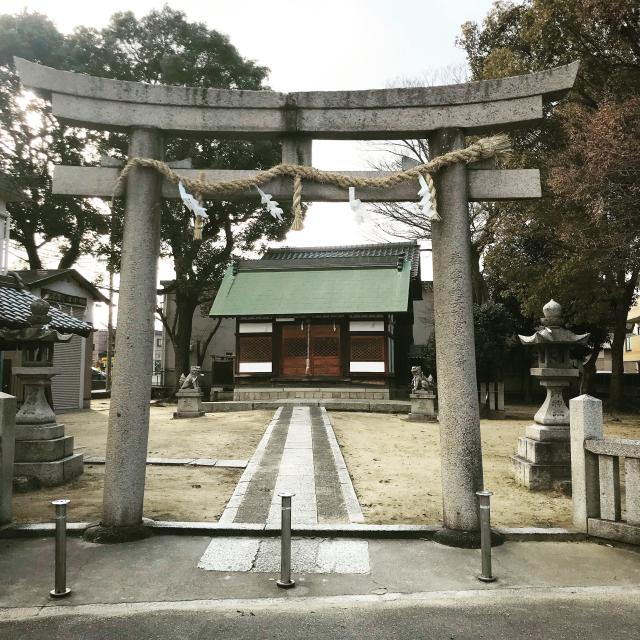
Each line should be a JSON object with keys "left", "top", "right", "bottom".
{"left": 512, "top": 438, "right": 571, "bottom": 491}
{"left": 14, "top": 453, "right": 83, "bottom": 487}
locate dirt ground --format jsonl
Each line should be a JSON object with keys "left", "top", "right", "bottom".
{"left": 12, "top": 466, "right": 242, "bottom": 524}
{"left": 63, "top": 400, "right": 273, "bottom": 459}
{"left": 330, "top": 409, "right": 640, "bottom": 528}
{"left": 12, "top": 404, "right": 272, "bottom": 524}
{"left": 12, "top": 402, "right": 640, "bottom": 527}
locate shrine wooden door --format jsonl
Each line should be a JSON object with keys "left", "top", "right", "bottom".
{"left": 281, "top": 324, "right": 341, "bottom": 377}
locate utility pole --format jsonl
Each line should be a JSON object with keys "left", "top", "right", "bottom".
{"left": 106, "top": 267, "right": 114, "bottom": 392}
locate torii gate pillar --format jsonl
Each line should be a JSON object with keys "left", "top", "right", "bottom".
{"left": 430, "top": 129, "right": 484, "bottom": 546}
{"left": 88, "top": 127, "right": 164, "bottom": 541}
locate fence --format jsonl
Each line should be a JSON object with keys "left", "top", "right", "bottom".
{"left": 570, "top": 394, "right": 640, "bottom": 545}
{"left": 478, "top": 382, "right": 505, "bottom": 414}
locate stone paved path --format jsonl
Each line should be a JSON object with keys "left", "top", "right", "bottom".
{"left": 220, "top": 406, "right": 362, "bottom": 526}
{"left": 199, "top": 406, "right": 367, "bottom": 574}
{"left": 197, "top": 537, "right": 370, "bottom": 574}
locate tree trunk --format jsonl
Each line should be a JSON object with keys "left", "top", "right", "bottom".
{"left": 22, "top": 235, "right": 42, "bottom": 269}
{"left": 469, "top": 242, "right": 489, "bottom": 304}
{"left": 196, "top": 317, "right": 222, "bottom": 367}
{"left": 57, "top": 234, "right": 82, "bottom": 269}
{"left": 609, "top": 312, "right": 627, "bottom": 410}
{"left": 580, "top": 345, "right": 601, "bottom": 396}
{"left": 172, "top": 293, "right": 197, "bottom": 389}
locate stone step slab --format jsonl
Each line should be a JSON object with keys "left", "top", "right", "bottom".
{"left": 14, "top": 453, "right": 83, "bottom": 487}
{"left": 517, "top": 436, "right": 571, "bottom": 464}
{"left": 14, "top": 435, "right": 74, "bottom": 463}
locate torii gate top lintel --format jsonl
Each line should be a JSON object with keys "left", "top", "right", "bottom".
{"left": 14, "top": 57, "right": 579, "bottom": 138}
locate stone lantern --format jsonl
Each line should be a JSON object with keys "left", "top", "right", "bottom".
{"left": 511, "top": 300, "right": 589, "bottom": 490}
{"left": 0, "top": 298, "right": 83, "bottom": 486}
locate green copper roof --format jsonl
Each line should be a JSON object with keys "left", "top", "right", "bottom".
{"left": 210, "top": 262, "right": 411, "bottom": 317}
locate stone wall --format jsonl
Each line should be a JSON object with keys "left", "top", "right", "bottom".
{"left": 233, "top": 387, "right": 390, "bottom": 401}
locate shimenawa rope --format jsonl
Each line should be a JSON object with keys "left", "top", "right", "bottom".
{"left": 112, "top": 134, "right": 510, "bottom": 233}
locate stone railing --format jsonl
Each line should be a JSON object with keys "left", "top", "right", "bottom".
{"left": 0, "top": 392, "right": 16, "bottom": 525}
{"left": 478, "top": 382, "right": 505, "bottom": 414}
{"left": 570, "top": 395, "right": 640, "bottom": 545}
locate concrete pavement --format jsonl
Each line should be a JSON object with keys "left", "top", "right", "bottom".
{"left": 2, "top": 585, "right": 640, "bottom": 639}
{"left": 2, "top": 535, "right": 640, "bottom": 607}
{"left": 2, "top": 535, "right": 640, "bottom": 637}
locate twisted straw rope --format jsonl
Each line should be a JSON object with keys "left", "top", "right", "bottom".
{"left": 424, "top": 173, "right": 439, "bottom": 222}
{"left": 292, "top": 174, "right": 303, "bottom": 231}
{"left": 113, "top": 133, "right": 510, "bottom": 230}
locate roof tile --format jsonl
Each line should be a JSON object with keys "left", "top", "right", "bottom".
{"left": 263, "top": 242, "right": 421, "bottom": 279}
{"left": 0, "top": 283, "right": 91, "bottom": 336}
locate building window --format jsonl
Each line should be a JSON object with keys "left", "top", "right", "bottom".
{"left": 156, "top": 338, "right": 162, "bottom": 347}
{"left": 625, "top": 336, "right": 632, "bottom": 352}
{"left": 238, "top": 335, "right": 272, "bottom": 362}
{"left": 350, "top": 335, "right": 385, "bottom": 361}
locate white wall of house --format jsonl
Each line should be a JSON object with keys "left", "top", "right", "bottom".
{"left": 28, "top": 276, "right": 99, "bottom": 410}
{"left": 160, "top": 290, "right": 235, "bottom": 388}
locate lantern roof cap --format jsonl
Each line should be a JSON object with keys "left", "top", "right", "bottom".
{"left": 519, "top": 299, "right": 590, "bottom": 346}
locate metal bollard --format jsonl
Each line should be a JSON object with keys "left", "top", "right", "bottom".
{"left": 476, "top": 490, "right": 496, "bottom": 583}
{"left": 50, "top": 499, "right": 71, "bottom": 598}
{"left": 276, "top": 491, "right": 295, "bottom": 589}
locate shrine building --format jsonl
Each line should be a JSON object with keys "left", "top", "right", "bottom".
{"left": 209, "top": 242, "right": 432, "bottom": 397}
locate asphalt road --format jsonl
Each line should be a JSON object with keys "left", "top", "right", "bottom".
{"left": 2, "top": 587, "right": 638, "bottom": 640}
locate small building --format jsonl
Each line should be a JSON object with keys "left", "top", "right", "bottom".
{"left": 209, "top": 242, "right": 432, "bottom": 395}
{"left": 596, "top": 304, "right": 640, "bottom": 375}
{"left": 624, "top": 305, "right": 640, "bottom": 374}
{"left": 3, "top": 269, "right": 107, "bottom": 410}
{"left": 158, "top": 286, "right": 235, "bottom": 391}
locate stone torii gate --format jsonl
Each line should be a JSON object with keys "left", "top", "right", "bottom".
{"left": 15, "top": 57, "right": 578, "bottom": 545}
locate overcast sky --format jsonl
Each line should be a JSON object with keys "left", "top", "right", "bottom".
{"left": 3, "top": 0, "right": 496, "bottom": 324}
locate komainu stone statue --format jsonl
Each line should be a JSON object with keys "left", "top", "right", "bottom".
{"left": 178, "top": 366, "right": 202, "bottom": 392}
{"left": 175, "top": 366, "right": 205, "bottom": 418}
{"left": 409, "top": 366, "right": 437, "bottom": 422}
{"left": 410, "top": 366, "right": 434, "bottom": 392}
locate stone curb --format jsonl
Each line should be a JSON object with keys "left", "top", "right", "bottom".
{"left": 82, "top": 457, "right": 247, "bottom": 469}
{"left": 495, "top": 527, "right": 587, "bottom": 542}
{"left": 0, "top": 521, "right": 587, "bottom": 542}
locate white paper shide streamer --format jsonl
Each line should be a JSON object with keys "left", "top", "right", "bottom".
{"left": 418, "top": 175, "right": 441, "bottom": 222}
{"left": 349, "top": 187, "right": 365, "bottom": 224}
{"left": 178, "top": 181, "right": 209, "bottom": 239}
{"left": 255, "top": 186, "right": 284, "bottom": 221}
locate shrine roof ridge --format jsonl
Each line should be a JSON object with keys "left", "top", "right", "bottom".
{"left": 263, "top": 242, "right": 421, "bottom": 278}
{"left": 237, "top": 256, "right": 410, "bottom": 274}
